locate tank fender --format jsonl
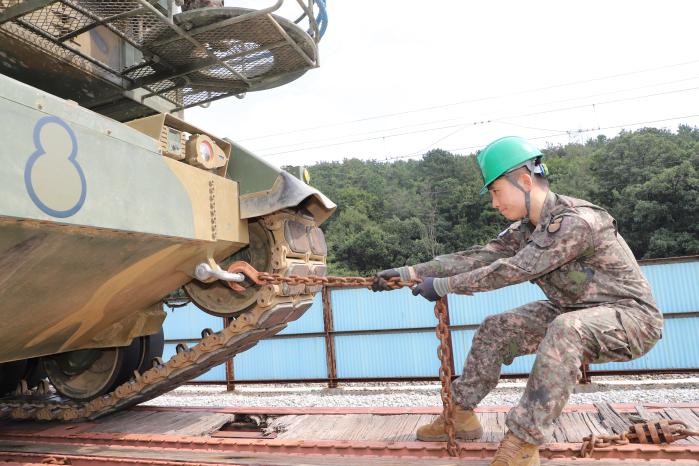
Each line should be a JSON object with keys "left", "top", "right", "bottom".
{"left": 225, "top": 140, "right": 335, "bottom": 224}
{"left": 239, "top": 171, "right": 335, "bottom": 224}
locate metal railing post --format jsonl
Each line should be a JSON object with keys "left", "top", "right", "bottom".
{"left": 322, "top": 286, "right": 338, "bottom": 388}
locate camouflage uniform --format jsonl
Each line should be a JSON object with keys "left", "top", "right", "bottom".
{"left": 180, "top": 0, "right": 224, "bottom": 11}
{"left": 407, "top": 191, "right": 663, "bottom": 445}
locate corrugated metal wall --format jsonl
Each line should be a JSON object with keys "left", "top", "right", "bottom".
{"left": 162, "top": 305, "right": 225, "bottom": 381}
{"left": 234, "top": 293, "right": 327, "bottom": 380}
{"left": 163, "top": 258, "right": 699, "bottom": 382}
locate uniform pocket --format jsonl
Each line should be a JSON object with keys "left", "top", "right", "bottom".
{"left": 515, "top": 230, "right": 554, "bottom": 273}
{"left": 546, "top": 261, "right": 593, "bottom": 303}
{"left": 580, "top": 308, "right": 635, "bottom": 363}
{"left": 514, "top": 244, "right": 545, "bottom": 272}
{"left": 617, "top": 310, "right": 662, "bottom": 359}
{"left": 596, "top": 327, "right": 634, "bottom": 362}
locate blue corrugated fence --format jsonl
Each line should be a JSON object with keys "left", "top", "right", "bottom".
{"left": 163, "top": 257, "right": 699, "bottom": 382}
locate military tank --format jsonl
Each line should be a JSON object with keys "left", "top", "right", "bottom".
{"left": 0, "top": 0, "right": 334, "bottom": 421}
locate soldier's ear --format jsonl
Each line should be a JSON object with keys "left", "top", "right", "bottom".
{"left": 519, "top": 172, "right": 534, "bottom": 192}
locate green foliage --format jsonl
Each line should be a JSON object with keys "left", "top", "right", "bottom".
{"left": 307, "top": 127, "right": 699, "bottom": 275}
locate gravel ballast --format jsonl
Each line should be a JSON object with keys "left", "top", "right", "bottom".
{"left": 143, "top": 375, "right": 699, "bottom": 408}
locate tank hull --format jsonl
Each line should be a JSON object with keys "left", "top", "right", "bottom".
{"left": 0, "top": 73, "right": 248, "bottom": 363}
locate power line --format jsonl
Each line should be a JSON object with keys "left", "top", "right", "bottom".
{"left": 258, "top": 85, "right": 699, "bottom": 157}
{"left": 254, "top": 74, "right": 699, "bottom": 153}
{"left": 239, "top": 58, "right": 699, "bottom": 142}
{"left": 333, "top": 113, "right": 699, "bottom": 164}
{"left": 441, "top": 113, "right": 699, "bottom": 155}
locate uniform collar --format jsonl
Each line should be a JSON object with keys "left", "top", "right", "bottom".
{"left": 535, "top": 190, "right": 557, "bottom": 231}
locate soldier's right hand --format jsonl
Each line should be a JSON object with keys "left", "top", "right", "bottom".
{"left": 371, "top": 268, "right": 400, "bottom": 292}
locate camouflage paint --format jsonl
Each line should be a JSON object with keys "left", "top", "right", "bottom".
{"left": 0, "top": 74, "right": 249, "bottom": 361}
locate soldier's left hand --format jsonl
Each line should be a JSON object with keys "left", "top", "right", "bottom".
{"left": 411, "top": 277, "right": 441, "bottom": 302}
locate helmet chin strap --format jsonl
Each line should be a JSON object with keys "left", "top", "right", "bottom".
{"left": 504, "top": 173, "right": 531, "bottom": 224}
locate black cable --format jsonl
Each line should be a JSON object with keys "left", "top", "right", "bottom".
{"left": 258, "top": 86, "right": 699, "bottom": 157}
{"left": 254, "top": 74, "right": 699, "bottom": 153}
{"left": 240, "top": 59, "right": 699, "bottom": 142}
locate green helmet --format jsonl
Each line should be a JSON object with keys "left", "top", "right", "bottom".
{"left": 477, "top": 136, "right": 543, "bottom": 194}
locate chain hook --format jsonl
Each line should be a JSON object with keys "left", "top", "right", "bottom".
{"left": 226, "top": 261, "right": 266, "bottom": 291}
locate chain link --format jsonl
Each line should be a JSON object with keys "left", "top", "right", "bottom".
{"left": 435, "top": 297, "right": 459, "bottom": 456}
{"left": 580, "top": 419, "right": 699, "bottom": 458}
{"left": 247, "top": 269, "right": 460, "bottom": 456}
{"left": 255, "top": 273, "right": 418, "bottom": 290}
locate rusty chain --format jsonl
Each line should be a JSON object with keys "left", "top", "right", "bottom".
{"left": 580, "top": 419, "right": 699, "bottom": 457}
{"left": 435, "top": 297, "right": 459, "bottom": 456}
{"left": 231, "top": 264, "right": 460, "bottom": 456}
{"left": 255, "top": 272, "right": 412, "bottom": 289}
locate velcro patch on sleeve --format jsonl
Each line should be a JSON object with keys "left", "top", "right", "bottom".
{"left": 547, "top": 216, "right": 563, "bottom": 233}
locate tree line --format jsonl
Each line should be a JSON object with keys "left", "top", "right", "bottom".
{"left": 303, "top": 126, "right": 699, "bottom": 276}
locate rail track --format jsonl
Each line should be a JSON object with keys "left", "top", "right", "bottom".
{"left": 0, "top": 402, "right": 698, "bottom": 465}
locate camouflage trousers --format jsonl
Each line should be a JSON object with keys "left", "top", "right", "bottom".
{"left": 451, "top": 300, "right": 662, "bottom": 445}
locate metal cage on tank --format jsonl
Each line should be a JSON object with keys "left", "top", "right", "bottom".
{"left": 0, "top": 0, "right": 328, "bottom": 120}
{"left": 0, "top": 0, "right": 334, "bottom": 421}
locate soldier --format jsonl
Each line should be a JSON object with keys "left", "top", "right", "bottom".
{"left": 372, "top": 136, "right": 663, "bottom": 466}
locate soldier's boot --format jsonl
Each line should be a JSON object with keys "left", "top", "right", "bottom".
{"left": 490, "top": 431, "right": 540, "bottom": 466}
{"left": 415, "top": 406, "right": 483, "bottom": 441}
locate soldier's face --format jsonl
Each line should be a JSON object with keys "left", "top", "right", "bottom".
{"left": 488, "top": 177, "right": 528, "bottom": 221}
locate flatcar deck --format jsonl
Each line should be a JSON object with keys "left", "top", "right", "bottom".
{"left": 0, "top": 402, "right": 698, "bottom": 465}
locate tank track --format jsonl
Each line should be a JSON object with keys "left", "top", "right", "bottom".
{"left": 0, "top": 211, "right": 326, "bottom": 422}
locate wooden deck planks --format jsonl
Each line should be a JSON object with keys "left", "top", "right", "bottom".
{"left": 579, "top": 411, "right": 608, "bottom": 438}
{"left": 663, "top": 407, "right": 699, "bottom": 445}
{"left": 79, "top": 404, "right": 699, "bottom": 447}
{"left": 269, "top": 403, "right": 699, "bottom": 443}
{"left": 478, "top": 412, "right": 500, "bottom": 443}
{"left": 88, "top": 410, "right": 235, "bottom": 436}
{"left": 594, "top": 402, "right": 632, "bottom": 435}
{"left": 634, "top": 404, "right": 657, "bottom": 423}
{"left": 557, "top": 411, "right": 592, "bottom": 442}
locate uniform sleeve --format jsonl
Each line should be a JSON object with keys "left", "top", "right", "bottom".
{"left": 446, "top": 215, "right": 594, "bottom": 294}
{"left": 412, "top": 226, "right": 523, "bottom": 278}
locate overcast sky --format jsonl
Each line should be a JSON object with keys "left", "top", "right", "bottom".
{"left": 185, "top": 0, "right": 699, "bottom": 168}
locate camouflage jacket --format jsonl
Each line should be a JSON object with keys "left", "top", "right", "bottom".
{"left": 409, "top": 191, "right": 662, "bottom": 331}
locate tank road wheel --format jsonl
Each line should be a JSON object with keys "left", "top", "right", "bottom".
{"left": 136, "top": 328, "right": 165, "bottom": 374}
{"left": 184, "top": 220, "right": 274, "bottom": 317}
{"left": 42, "top": 330, "right": 164, "bottom": 401}
{"left": 43, "top": 339, "right": 142, "bottom": 401}
{"left": 184, "top": 213, "right": 328, "bottom": 318}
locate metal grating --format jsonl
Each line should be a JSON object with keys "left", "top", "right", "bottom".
{"left": 0, "top": 14, "right": 101, "bottom": 77}
{"left": 0, "top": 1, "right": 323, "bottom": 115}
{"left": 22, "top": 3, "right": 92, "bottom": 39}
{"left": 74, "top": 0, "right": 170, "bottom": 45}
{"left": 124, "top": 64, "right": 157, "bottom": 80}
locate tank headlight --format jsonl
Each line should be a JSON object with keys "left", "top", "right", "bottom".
{"left": 199, "top": 140, "right": 213, "bottom": 162}
{"left": 185, "top": 134, "right": 227, "bottom": 170}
